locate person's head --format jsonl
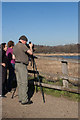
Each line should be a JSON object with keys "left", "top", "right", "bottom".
{"left": 19, "top": 35, "right": 28, "bottom": 44}
{"left": 1, "top": 43, "right": 7, "bottom": 51}
{"left": 8, "top": 41, "right": 14, "bottom": 48}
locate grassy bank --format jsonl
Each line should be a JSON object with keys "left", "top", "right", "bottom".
{"left": 38, "top": 87, "right": 80, "bottom": 102}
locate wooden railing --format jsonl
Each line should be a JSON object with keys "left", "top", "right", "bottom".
{"left": 28, "top": 56, "right": 80, "bottom": 94}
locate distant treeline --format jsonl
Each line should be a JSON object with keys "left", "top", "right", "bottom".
{"left": 34, "top": 44, "right": 80, "bottom": 53}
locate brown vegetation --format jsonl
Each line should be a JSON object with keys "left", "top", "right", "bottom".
{"left": 34, "top": 44, "right": 80, "bottom": 53}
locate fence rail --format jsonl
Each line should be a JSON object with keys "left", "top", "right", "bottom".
{"left": 34, "top": 82, "right": 80, "bottom": 94}
{"left": 31, "top": 56, "right": 80, "bottom": 94}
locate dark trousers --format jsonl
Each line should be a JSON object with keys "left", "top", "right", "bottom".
{"left": 0, "top": 65, "right": 2, "bottom": 95}
{"left": 0, "top": 65, "right": 7, "bottom": 95}
{"left": 2, "top": 66, "right": 7, "bottom": 95}
{"left": 7, "top": 64, "right": 16, "bottom": 91}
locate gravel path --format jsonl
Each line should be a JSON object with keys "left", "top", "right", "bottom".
{"left": 0, "top": 98, "right": 2, "bottom": 120}
{"left": 2, "top": 90, "right": 78, "bottom": 118}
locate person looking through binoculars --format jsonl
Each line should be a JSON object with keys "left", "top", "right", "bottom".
{"left": 13, "top": 35, "right": 33, "bottom": 105}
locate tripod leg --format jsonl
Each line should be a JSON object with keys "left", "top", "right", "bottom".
{"left": 11, "top": 88, "right": 16, "bottom": 99}
{"left": 34, "top": 73, "right": 38, "bottom": 93}
{"left": 35, "top": 82, "right": 38, "bottom": 93}
{"left": 33, "top": 60, "right": 45, "bottom": 103}
{"left": 39, "top": 83, "right": 45, "bottom": 103}
{"left": 37, "top": 73, "right": 45, "bottom": 103}
{"left": 33, "top": 60, "right": 38, "bottom": 93}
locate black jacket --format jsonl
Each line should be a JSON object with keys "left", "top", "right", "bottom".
{"left": 2, "top": 50, "right": 8, "bottom": 68}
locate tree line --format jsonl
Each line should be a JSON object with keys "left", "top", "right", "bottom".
{"left": 34, "top": 44, "right": 80, "bottom": 53}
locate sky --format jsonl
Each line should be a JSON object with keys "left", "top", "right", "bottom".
{"left": 2, "top": 2, "right": 78, "bottom": 46}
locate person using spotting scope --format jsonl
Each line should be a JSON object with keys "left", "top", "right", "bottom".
{"left": 13, "top": 35, "right": 33, "bottom": 105}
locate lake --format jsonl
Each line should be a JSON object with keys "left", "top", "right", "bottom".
{"left": 42, "top": 55, "right": 80, "bottom": 60}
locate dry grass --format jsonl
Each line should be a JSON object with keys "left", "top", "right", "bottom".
{"left": 28, "top": 54, "right": 79, "bottom": 79}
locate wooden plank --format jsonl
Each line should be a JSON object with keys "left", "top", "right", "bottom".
{"left": 61, "top": 61, "right": 68, "bottom": 88}
{"left": 34, "top": 82, "right": 80, "bottom": 94}
{"left": 40, "top": 71, "right": 79, "bottom": 83}
{"left": 28, "top": 70, "right": 39, "bottom": 74}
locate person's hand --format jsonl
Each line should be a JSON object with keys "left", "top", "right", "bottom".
{"left": 29, "top": 42, "right": 33, "bottom": 48}
{"left": 1, "top": 63, "right": 6, "bottom": 67}
{"left": 12, "top": 54, "right": 15, "bottom": 59}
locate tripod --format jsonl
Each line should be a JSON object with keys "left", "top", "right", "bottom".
{"left": 31, "top": 55, "right": 45, "bottom": 103}
{"left": 11, "top": 55, "right": 45, "bottom": 103}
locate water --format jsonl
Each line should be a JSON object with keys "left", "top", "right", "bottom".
{"left": 43, "top": 55, "right": 80, "bottom": 60}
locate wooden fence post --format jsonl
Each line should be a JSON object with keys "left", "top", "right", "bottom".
{"left": 61, "top": 61, "right": 68, "bottom": 88}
